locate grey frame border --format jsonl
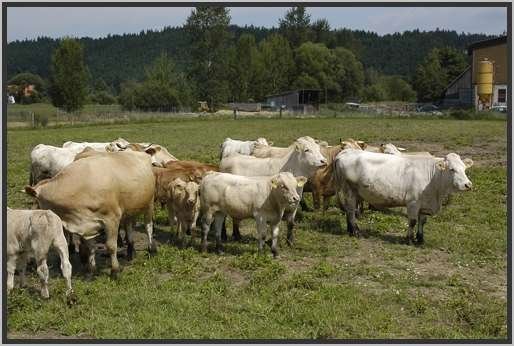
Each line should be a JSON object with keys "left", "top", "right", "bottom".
{"left": 2, "top": 1, "right": 511, "bottom": 344}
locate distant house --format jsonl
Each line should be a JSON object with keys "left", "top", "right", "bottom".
{"left": 265, "top": 89, "right": 321, "bottom": 113}
{"left": 440, "top": 35, "right": 507, "bottom": 110}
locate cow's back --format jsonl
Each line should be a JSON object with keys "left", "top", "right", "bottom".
{"left": 31, "top": 152, "right": 154, "bottom": 235}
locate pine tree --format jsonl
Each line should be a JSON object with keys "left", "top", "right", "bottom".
{"left": 279, "top": 6, "right": 312, "bottom": 49}
{"left": 49, "top": 38, "right": 88, "bottom": 112}
{"left": 185, "top": 6, "right": 231, "bottom": 110}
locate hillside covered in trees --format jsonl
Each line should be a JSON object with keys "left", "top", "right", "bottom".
{"left": 8, "top": 6, "right": 501, "bottom": 113}
{"left": 7, "top": 25, "right": 492, "bottom": 91}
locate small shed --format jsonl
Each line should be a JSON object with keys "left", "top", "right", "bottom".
{"left": 265, "top": 89, "right": 321, "bottom": 113}
{"left": 440, "top": 66, "right": 473, "bottom": 108}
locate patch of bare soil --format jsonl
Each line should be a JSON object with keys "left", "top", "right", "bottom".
{"left": 395, "top": 139, "right": 507, "bottom": 167}
{"left": 331, "top": 237, "right": 507, "bottom": 301}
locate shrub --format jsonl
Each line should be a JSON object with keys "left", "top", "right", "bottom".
{"left": 90, "top": 91, "right": 117, "bottom": 105}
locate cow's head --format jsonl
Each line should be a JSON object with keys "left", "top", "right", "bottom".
{"left": 295, "top": 137, "right": 327, "bottom": 168}
{"left": 380, "top": 143, "right": 406, "bottom": 156}
{"left": 170, "top": 178, "right": 200, "bottom": 208}
{"left": 436, "top": 153, "right": 473, "bottom": 191}
{"left": 144, "top": 146, "right": 163, "bottom": 167}
{"left": 107, "top": 138, "right": 130, "bottom": 152}
{"left": 270, "top": 172, "right": 307, "bottom": 207}
{"left": 340, "top": 138, "right": 364, "bottom": 150}
{"left": 255, "top": 137, "right": 270, "bottom": 146}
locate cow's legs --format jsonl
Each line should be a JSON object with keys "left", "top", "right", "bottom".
{"left": 71, "top": 234, "right": 81, "bottom": 254}
{"left": 322, "top": 195, "right": 331, "bottom": 213}
{"left": 53, "top": 232, "right": 75, "bottom": 301}
{"left": 201, "top": 212, "right": 214, "bottom": 253}
{"left": 214, "top": 213, "right": 226, "bottom": 254}
{"left": 18, "top": 254, "right": 28, "bottom": 288}
{"left": 7, "top": 254, "right": 17, "bottom": 293}
{"left": 270, "top": 221, "right": 280, "bottom": 258}
{"left": 299, "top": 198, "right": 312, "bottom": 212}
{"left": 125, "top": 220, "right": 135, "bottom": 261}
{"left": 79, "top": 237, "right": 96, "bottom": 275}
{"left": 255, "top": 216, "right": 267, "bottom": 254}
{"left": 232, "top": 218, "right": 242, "bottom": 241}
{"left": 104, "top": 219, "right": 121, "bottom": 279}
{"left": 167, "top": 201, "right": 176, "bottom": 230}
{"left": 416, "top": 214, "right": 427, "bottom": 244}
{"left": 285, "top": 207, "right": 298, "bottom": 246}
{"left": 145, "top": 206, "right": 157, "bottom": 255}
{"left": 312, "top": 188, "right": 321, "bottom": 210}
{"left": 36, "top": 258, "right": 50, "bottom": 299}
{"left": 220, "top": 218, "right": 228, "bottom": 242}
{"left": 406, "top": 202, "right": 419, "bottom": 244}
{"left": 343, "top": 188, "right": 360, "bottom": 236}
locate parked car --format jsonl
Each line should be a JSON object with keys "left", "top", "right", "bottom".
{"left": 491, "top": 105, "right": 507, "bottom": 113}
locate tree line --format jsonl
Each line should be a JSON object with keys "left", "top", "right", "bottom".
{"left": 7, "top": 6, "right": 493, "bottom": 112}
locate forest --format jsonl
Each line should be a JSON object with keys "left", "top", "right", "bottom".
{"left": 6, "top": 6, "right": 497, "bottom": 110}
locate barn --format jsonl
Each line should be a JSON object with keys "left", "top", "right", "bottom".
{"left": 440, "top": 35, "right": 507, "bottom": 111}
{"left": 265, "top": 89, "right": 321, "bottom": 113}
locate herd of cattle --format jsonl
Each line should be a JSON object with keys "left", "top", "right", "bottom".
{"left": 7, "top": 135, "right": 473, "bottom": 302}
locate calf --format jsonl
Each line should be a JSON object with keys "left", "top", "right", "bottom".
{"left": 200, "top": 172, "right": 307, "bottom": 256}
{"left": 220, "top": 137, "right": 270, "bottom": 159}
{"left": 153, "top": 161, "right": 218, "bottom": 228}
{"left": 169, "top": 178, "right": 201, "bottom": 242}
{"left": 334, "top": 150, "right": 473, "bottom": 243}
{"left": 220, "top": 136, "right": 326, "bottom": 244}
{"left": 7, "top": 208, "right": 74, "bottom": 301}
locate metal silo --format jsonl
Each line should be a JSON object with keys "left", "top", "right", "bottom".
{"left": 477, "top": 58, "right": 494, "bottom": 108}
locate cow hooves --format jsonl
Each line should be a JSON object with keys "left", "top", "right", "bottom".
{"left": 110, "top": 270, "right": 120, "bottom": 280}
{"left": 148, "top": 244, "right": 158, "bottom": 256}
{"left": 66, "top": 291, "right": 78, "bottom": 306}
{"left": 127, "top": 248, "right": 135, "bottom": 261}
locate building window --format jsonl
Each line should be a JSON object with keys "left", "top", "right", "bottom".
{"left": 498, "top": 89, "right": 506, "bottom": 103}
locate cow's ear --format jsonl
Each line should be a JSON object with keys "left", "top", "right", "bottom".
{"left": 295, "top": 142, "right": 303, "bottom": 152}
{"left": 397, "top": 147, "right": 407, "bottom": 151}
{"left": 271, "top": 177, "right": 279, "bottom": 188}
{"left": 296, "top": 176, "right": 307, "bottom": 187}
{"left": 145, "top": 147, "right": 156, "bottom": 155}
{"left": 268, "top": 141, "right": 274, "bottom": 146}
{"left": 357, "top": 141, "right": 367, "bottom": 149}
{"left": 436, "top": 160, "right": 448, "bottom": 171}
{"left": 463, "top": 158, "right": 474, "bottom": 169}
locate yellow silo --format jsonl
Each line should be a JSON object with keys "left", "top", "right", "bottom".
{"left": 477, "top": 59, "right": 494, "bottom": 106}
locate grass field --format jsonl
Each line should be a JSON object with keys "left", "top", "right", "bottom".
{"left": 6, "top": 117, "right": 508, "bottom": 340}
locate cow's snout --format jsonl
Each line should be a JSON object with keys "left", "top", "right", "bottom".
{"left": 319, "top": 158, "right": 327, "bottom": 166}
{"left": 464, "top": 182, "right": 473, "bottom": 190}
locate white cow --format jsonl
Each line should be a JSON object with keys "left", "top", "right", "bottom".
{"left": 220, "top": 137, "right": 271, "bottom": 159}
{"left": 219, "top": 136, "right": 326, "bottom": 244}
{"left": 62, "top": 137, "right": 129, "bottom": 153}
{"left": 334, "top": 149, "right": 473, "bottom": 243}
{"left": 200, "top": 172, "right": 307, "bottom": 256}
{"left": 7, "top": 208, "right": 75, "bottom": 302}
{"left": 380, "top": 143, "right": 433, "bottom": 157}
{"left": 30, "top": 144, "right": 77, "bottom": 184}
{"left": 118, "top": 143, "right": 178, "bottom": 166}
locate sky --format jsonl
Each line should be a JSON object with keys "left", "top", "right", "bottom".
{"left": 7, "top": 6, "right": 508, "bottom": 42}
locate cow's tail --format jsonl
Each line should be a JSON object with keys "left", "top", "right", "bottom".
{"left": 332, "top": 156, "right": 346, "bottom": 208}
